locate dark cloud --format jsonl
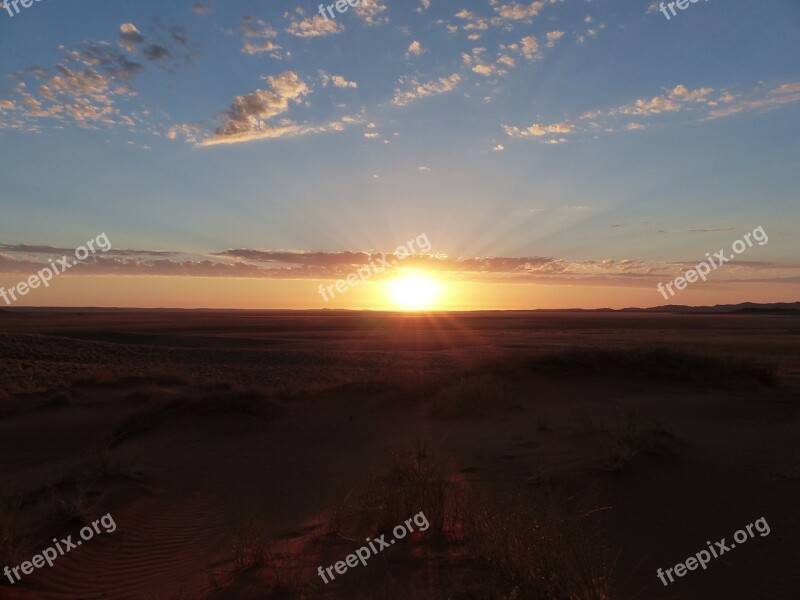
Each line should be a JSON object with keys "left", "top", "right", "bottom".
{"left": 169, "top": 25, "right": 188, "bottom": 47}
{"left": 688, "top": 228, "right": 736, "bottom": 233}
{"left": 0, "top": 244, "right": 176, "bottom": 257}
{"left": 143, "top": 44, "right": 172, "bottom": 62}
{"left": 2, "top": 245, "right": 798, "bottom": 288}
{"left": 215, "top": 250, "right": 374, "bottom": 266}
{"left": 73, "top": 41, "right": 142, "bottom": 79}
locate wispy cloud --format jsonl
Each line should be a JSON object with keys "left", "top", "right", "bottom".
{"left": 2, "top": 242, "right": 796, "bottom": 287}
{"left": 504, "top": 81, "right": 800, "bottom": 145}
{"left": 392, "top": 73, "right": 461, "bottom": 106}
{"left": 286, "top": 14, "right": 343, "bottom": 37}
{"left": 192, "top": 2, "right": 212, "bottom": 15}
{"left": 240, "top": 17, "right": 285, "bottom": 58}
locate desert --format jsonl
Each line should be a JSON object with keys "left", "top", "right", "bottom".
{"left": 1, "top": 308, "right": 798, "bottom": 599}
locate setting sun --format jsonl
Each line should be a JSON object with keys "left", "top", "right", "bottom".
{"left": 388, "top": 276, "right": 440, "bottom": 310}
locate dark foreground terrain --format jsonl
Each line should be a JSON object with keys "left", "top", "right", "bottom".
{"left": 1, "top": 309, "right": 799, "bottom": 599}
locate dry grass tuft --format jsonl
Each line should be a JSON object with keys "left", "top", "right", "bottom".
{"left": 458, "top": 491, "right": 614, "bottom": 599}
{"left": 45, "top": 485, "right": 91, "bottom": 525}
{"left": 0, "top": 485, "right": 24, "bottom": 565}
{"left": 601, "top": 410, "right": 675, "bottom": 471}
{"left": 231, "top": 510, "right": 273, "bottom": 572}
{"left": 361, "top": 441, "right": 453, "bottom": 536}
{"left": 228, "top": 509, "right": 317, "bottom": 598}
{"left": 212, "top": 446, "right": 616, "bottom": 599}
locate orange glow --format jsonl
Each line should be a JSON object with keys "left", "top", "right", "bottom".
{"left": 387, "top": 275, "right": 441, "bottom": 310}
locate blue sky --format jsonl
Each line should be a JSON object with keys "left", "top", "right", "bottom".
{"left": 0, "top": 0, "right": 798, "bottom": 309}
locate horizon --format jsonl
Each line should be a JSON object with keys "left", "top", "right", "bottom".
{"left": 3, "top": 299, "right": 800, "bottom": 311}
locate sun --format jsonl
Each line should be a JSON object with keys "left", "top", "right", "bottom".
{"left": 388, "top": 275, "right": 440, "bottom": 310}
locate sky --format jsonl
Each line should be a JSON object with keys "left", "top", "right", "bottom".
{"left": 0, "top": 0, "right": 798, "bottom": 310}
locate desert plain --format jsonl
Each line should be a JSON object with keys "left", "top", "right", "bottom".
{"left": 0, "top": 308, "right": 798, "bottom": 600}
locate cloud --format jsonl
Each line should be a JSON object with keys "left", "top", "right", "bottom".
{"left": 319, "top": 71, "right": 358, "bottom": 88}
{"left": 519, "top": 36, "right": 540, "bottom": 60}
{"left": 198, "top": 71, "right": 314, "bottom": 146}
{"left": 0, "top": 21, "right": 183, "bottom": 134}
{"left": 619, "top": 96, "right": 678, "bottom": 116}
{"left": 616, "top": 84, "right": 714, "bottom": 116}
{"left": 417, "top": 0, "right": 431, "bottom": 11}
{"left": 116, "top": 20, "right": 192, "bottom": 66}
{"left": 771, "top": 82, "right": 800, "bottom": 95}
{"left": 332, "top": 75, "right": 358, "bottom": 88}
{"left": 2, "top": 53, "right": 140, "bottom": 131}
{"left": 707, "top": 81, "right": 800, "bottom": 119}
{"left": 67, "top": 41, "right": 143, "bottom": 78}
{"left": 119, "top": 23, "right": 144, "bottom": 53}
{"left": 239, "top": 17, "right": 285, "bottom": 57}
{"left": 354, "top": 0, "right": 389, "bottom": 25}
{"left": 327, "top": 113, "right": 367, "bottom": 131}
{"left": 406, "top": 40, "right": 425, "bottom": 58}
{"left": 192, "top": 2, "right": 212, "bottom": 15}
{"left": 546, "top": 30, "right": 564, "bottom": 48}
{"left": 587, "top": 81, "right": 800, "bottom": 127}
{"left": 492, "top": 0, "right": 558, "bottom": 22}
{"left": 688, "top": 228, "right": 736, "bottom": 233}
{"left": 3, "top": 242, "right": 797, "bottom": 287}
{"left": 166, "top": 123, "right": 203, "bottom": 144}
{"left": 497, "top": 54, "right": 515, "bottom": 68}
{"left": 454, "top": 9, "right": 489, "bottom": 37}
{"left": 142, "top": 44, "right": 172, "bottom": 62}
{"left": 168, "top": 25, "right": 188, "bottom": 47}
{"left": 241, "top": 16, "right": 276, "bottom": 39}
{"left": 286, "top": 14, "right": 344, "bottom": 37}
{"left": 503, "top": 121, "right": 573, "bottom": 141}
{"left": 494, "top": 33, "right": 555, "bottom": 71}
{"left": 392, "top": 73, "right": 461, "bottom": 106}
{"left": 242, "top": 40, "right": 283, "bottom": 55}
{"left": 669, "top": 84, "right": 714, "bottom": 102}
{"left": 0, "top": 243, "right": 176, "bottom": 257}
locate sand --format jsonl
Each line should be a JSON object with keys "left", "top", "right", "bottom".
{"left": 0, "top": 310, "right": 798, "bottom": 599}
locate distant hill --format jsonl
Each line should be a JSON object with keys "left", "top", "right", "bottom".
{"left": 622, "top": 302, "right": 800, "bottom": 315}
